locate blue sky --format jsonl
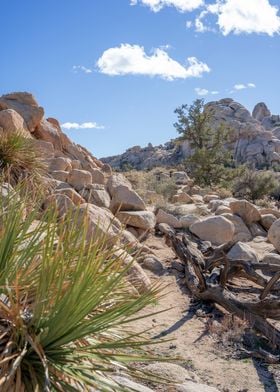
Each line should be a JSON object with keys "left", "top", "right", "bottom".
{"left": 0, "top": 0, "right": 280, "bottom": 157}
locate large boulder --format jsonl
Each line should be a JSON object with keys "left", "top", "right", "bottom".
{"left": 80, "top": 184, "right": 111, "bottom": 208}
{"left": 156, "top": 209, "right": 182, "bottom": 229}
{"left": 116, "top": 211, "right": 156, "bottom": 230}
{"left": 260, "top": 214, "right": 277, "bottom": 230}
{"left": 0, "top": 109, "right": 30, "bottom": 137}
{"left": 67, "top": 169, "right": 92, "bottom": 190}
{"left": 107, "top": 173, "right": 132, "bottom": 196}
{"left": 229, "top": 200, "right": 261, "bottom": 225}
{"left": 54, "top": 187, "right": 85, "bottom": 206}
{"left": 48, "top": 157, "right": 72, "bottom": 172}
{"left": 222, "top": 213, "right": 252, "bottom": 242}
{"left": 190, "top": 216, "right": 235, "bottom": 246}
{"left": 227, "top": 242, "right": 259, "bottom": 262}
{"left": 88, "top": 168, "right": 105, "bottom": 185}
{"left": 0, "top": 92, "right": 44, "bottom": 132}
{"left": 74, "top": 203, "right": 121, "bottom": 244}
{"left": 268, "top": 219, "right": 280, "bottom": 252}
{"left": 110, "top": 185, "right": 146, "bottom": 213}
{"left": 180, "top": 214, "right": 201, "bottom": 228}
{"left": 43, "top": 194, "right": 75, "bottom": 217}
{"left": 34, "top": 119, "right": 63, "bottom": 150}
{"left": 252, "top": 102, "right": 271, "bottom": 122}
{"left": 32, "top": 140, "right": 55, "bottom": 159}
{"left": 113, "top": 248, "right": 151, "bottom": 293}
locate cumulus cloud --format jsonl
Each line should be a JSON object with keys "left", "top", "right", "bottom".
{"left": 72, "top": 65, "right": 92, "bottom": 74}
{"left": 96, "top": 44, "right": 210, "bottom": 80}
{"left": 234, "top": 83, "right": 256, "bottom": 90}
{"left": 130, "top": 0, "right": 204, "bottom": 12}
{"left": 62, "top": 122, "right": 104, "bottom": 130}
{"left": 195, "top": 87, "right": 219, "bottom": 96}
{"left": 194, "top": 0, "right": 280, "bottom": 36}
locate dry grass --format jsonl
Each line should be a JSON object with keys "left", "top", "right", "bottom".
{"left": 124, "top": 168, "right": 178, "bottom": 203}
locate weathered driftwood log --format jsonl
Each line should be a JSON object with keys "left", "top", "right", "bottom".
{"left": 164, "top": 229, "right": 280, "bottom": 348}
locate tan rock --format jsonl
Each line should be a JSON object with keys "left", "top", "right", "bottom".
{"left": 268, "top": 219, "right": 280, "bottom": 252}
{"left": 107, "top": 173, "right": 132, "bottom": 196}
{"left": 80, "top": 184, "right": 111, "bottom": 208}
{"left": 222, "top": 213, "right": 252, "bottom": 242}
{"left": 190, "top": 216, "right": 235, "bottom": 246}
{"left": 180, "top": 214, "right": 201, "bottom": 228}
{"left": 34, "top": 119, "right": 63, "bottom": 150}
{"left": 0, "top": 92, "right": 44, "bottom": 132}
{"left": 260, "top": 214, "right": 277, "bottom": 230}
{"left": 32, "top": 140, "right": 54, "bottom": 159}
{"left": 113, "top": 248, "right": 151, "bottom": 293}
{"left": 48, "top": 157, "right": 72, "bottom": 172}
{"left": 156, "top": 209, "right": 182, "bottom": 229}
{"left": 215, "top": 206, "right": 232, "bottom": 215}
{"left": 71, "top": 160, "right": 81, "bottom": 169}
{"left": 55, "top": 187, "right": 85, "bottom": 206}
{"left": 67, "top": 169, "right": 92, "bottom": 190}
{"left": 173, "top": 192, "right": 193, "bottom": 204}
{"left": 102, "top": 163, "right": 112, "bottom": 175}
{"left": 110, "top": 185, "right": 146, "bottom": 213}
{"left": 229, "top": 200, "right": 261, "bottom": 225}
{"left": 74, "top": 203, "right": 121, "bottom": 245}
{"left": 204, "top": 194, "right": 220, "bottom": 203}
{"left": 192, "top": 194, "right": 204, "bottom": 203}
{"left": 0, "top": 109, "right": 30, "bottom": 137}
{"left": 43, "top": 194, "right": 75, "bottom": 217}
{"left": 116, "top": 211, "right": 156, "bottom": 230}
{"left": 259, "top": 208, "right": 280, "bottom": 219}
{"left": 89, "top": 168, "right": 105, "bottom": 185}
{"left": 51, "top": 171, "right": 69, "bottom": 182}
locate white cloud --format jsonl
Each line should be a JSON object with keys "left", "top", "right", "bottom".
{"left": 234, "top": 82, "right": 256, "bottom": 90}
{"left": 72, "top": 65, "right": 92, "bottom": 74}
{"left": 97, "top": 44, "right": 210, "bottom": 81}
{"left": 247, "top": 82, "right": 256, "bottom": 88}
{"left": 195, "top": 87, "right": 220, "bottom": 96}
{"left": 194, "top": 0, "right": 280, "bottom": 36}
{"left": 195, "top": 87, "right": 209, "bottom": 96}
{"left": 62, "top": 122, "right": 104, "bottom": 130}
{"left": 234, "top": 84, "right": 247, "bottom": 90}
{"left": 130, "top": 0, "right": 204, "bottom": 12}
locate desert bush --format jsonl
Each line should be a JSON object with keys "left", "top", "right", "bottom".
{"left": 233, "top": 169, "right": 278, "bottom": 202}
{"left": 124, "top": 169, "right": 177, "bottom": 202}
{"left": 0, "top": 190, "right": 167, "bottom": 391}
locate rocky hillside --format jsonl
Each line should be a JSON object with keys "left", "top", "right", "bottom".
{"left": 0, "top": 91, "right": 158, "bottom": 293}
{"left": 102, "top": 99, "right": 280, "bottom": 170}
{"left": 2, "top": 92, "right": 280, "bottom": 391}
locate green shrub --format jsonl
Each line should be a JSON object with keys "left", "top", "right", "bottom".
{"left": 233, "top": 169, "right": 278, "bottom": 202}
{"left": 174, "top": 99, "right": 239, "bottom": 187}
{"left": 0, "top": 191, "right": 167, "bottom": 391}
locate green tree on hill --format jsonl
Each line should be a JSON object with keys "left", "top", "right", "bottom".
{"left": 174, "top": 99, "right": 239, "bottom": 187}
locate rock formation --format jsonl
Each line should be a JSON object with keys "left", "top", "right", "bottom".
{"left": 102, "top": 98, "right": 280, "bottom": 170}
{"left": 0, "top": 91, "right": 157, "bottom": 293}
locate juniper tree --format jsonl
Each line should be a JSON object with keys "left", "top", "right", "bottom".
{"left": 174, "top": 99, "right": 238, "bottom": 187}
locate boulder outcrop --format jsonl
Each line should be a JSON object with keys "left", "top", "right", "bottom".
{"left": 102, "top": 99, "right": 280, "bottom": 170}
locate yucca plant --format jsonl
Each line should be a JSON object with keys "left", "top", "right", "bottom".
{"left": 0, "top": 189, "right": 169, "bottom": 391}
{"left": 0, "top": 131, "right": 45, "bottom": 192}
